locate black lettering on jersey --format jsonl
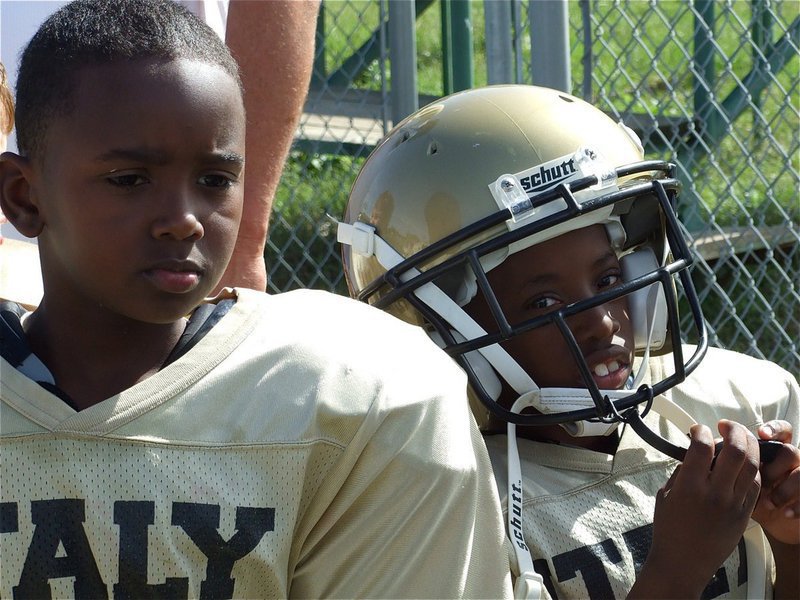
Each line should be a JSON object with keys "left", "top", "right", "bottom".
{"left": 623, "top": 522, "right": 736, "bottom": 599}
{"left": 13, "top": 499, "right": 108, "bottom": 600}
{"left": 736, "top": 537, "right": 747, "bottom": 588}
{"left": 622, "top": 522, "right": 737, "bottom": 599}
{"left": 701, "top": 566, "right": 730, "bottom": 599}
{"left": 621, "top": 523, "right": 739, "bottom": 598}
{"left": 171, "top": 502, "right": 275, "bottom": 599}
{"left": 552, "top": 538, "right": 621, "bottom": 599}
{"left": 621, "top": 523, "right": 653, "bottom": 574}
{"left": 1, "top": 502, "right": 18, "bottom": 533}
{"left": 532, "top": 558, "right": 559, "bottom": 599}
{"left": 542, "top": 525, "right": 744, "bottom": 599}
{"left": 114, "top": 501, "right": 188, "bottom": 599}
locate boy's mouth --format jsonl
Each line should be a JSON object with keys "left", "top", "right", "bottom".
{"left": 146, "top": 268, "right": 200, "bottom": 294}
{"left": 592, "top": 360, "right": 620, "bottom": 377}
{"left": 144, "top": 260, "right": 203, "bottom": 294}
{"left": 587, "top": 356, "right": 631, "bottom": 390}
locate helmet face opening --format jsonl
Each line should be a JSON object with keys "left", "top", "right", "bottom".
{"left": 340, "top": 85, "right": 707, "bottom": 432}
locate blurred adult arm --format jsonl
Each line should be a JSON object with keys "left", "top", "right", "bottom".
{"left": 218, "top": 0, "right": 320, "bottom": 292}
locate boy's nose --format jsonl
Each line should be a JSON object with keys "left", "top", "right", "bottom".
{"left": 569, "top": 302, "right": 621, "bottom": 344}
{"left": 151, "top": 198, "right": 205, "bottom": 241}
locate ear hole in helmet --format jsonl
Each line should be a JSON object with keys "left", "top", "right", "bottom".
{"left": 433, "top": 265, "right": 479, "bottom": 308}
{"left": 619, "top": 193, "right": 663, "bottom": 252}
{"left": 620, "top": 248, "right": 668, "bottom": 351}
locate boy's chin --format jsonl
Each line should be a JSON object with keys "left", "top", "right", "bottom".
{"left": 126, "top": 293, "right": 212, "bottom": 324}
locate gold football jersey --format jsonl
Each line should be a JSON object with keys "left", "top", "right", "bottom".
{"left": 2, "top": 288, "right": 513, "bottom": 598}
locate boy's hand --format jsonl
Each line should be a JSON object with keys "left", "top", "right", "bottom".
{"left": 638, "top": 420, "right": 761, "bottom": 597}
{"left": 751, "top": 420, "right": 800, "bottom": 545}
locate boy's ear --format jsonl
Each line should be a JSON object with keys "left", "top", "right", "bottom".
{"left": 0, "top": 151, "right": 44, "bottom": 238}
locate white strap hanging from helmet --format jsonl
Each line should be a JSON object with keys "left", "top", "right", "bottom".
{"left": 506, "top": 396, "right": 544, "bottom": 599}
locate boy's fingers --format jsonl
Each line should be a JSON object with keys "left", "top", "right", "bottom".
{"left": 712, "top": 420, "right": 760, "bottom": 497}
{"left": 660, "top": 464, "right": 680, "bottom": 498}
{"left": 743, "top": 473, "right": 762, "bottom": 514}
{"left": 766, "top": 466, "right": 800, "bottom": 512}
{"left": 758, "top": 420, "right": 793, "bottom": 444}
{"left": 759, "top": 443, "right": 799, "bottom": 484}
{"left": 682, "top": 423, "right": 715, "bottom": 475}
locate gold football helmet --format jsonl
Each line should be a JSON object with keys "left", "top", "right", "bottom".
{"left": 339, "top": 85, "right": 707, "bottom": 438}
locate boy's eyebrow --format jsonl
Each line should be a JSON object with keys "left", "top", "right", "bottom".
{"left": 94, "top": 148, "right": 245, "bottom": 166}
{"left": 215, "top": 151, "right": 246, "bottom": 165}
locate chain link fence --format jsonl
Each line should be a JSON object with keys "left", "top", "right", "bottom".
{"left": 266, "top": 0, "right": 799, "bottom": 375}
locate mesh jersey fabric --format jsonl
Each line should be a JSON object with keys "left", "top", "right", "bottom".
{"left": 1, "top": 287, "right": 513, "bottom": 599}
{"left": 485, "top": 345, "right": 799, "bottom": 599}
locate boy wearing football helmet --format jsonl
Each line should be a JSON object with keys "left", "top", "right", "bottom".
{"left": 0, "top": 2, "right": 513, "bottom": 597}
{"left": 339, "top": 85, "right": 799, "bottom": 599}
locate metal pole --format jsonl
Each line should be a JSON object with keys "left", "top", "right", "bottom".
{"left": 441, "top": 0, "right": 453, "bottom": 93}
{"left": 388, "top": 0, "right": 419, "bottom": 123}
{"left": 694, "top": 0, "right": 718, "bottom": 140}
{"left": 529, "top": 0, "right": 571, "bottom": 92}
{"left": 485, "top": 0, "right": 514, "bottom": 84}
{"left": 450, "top": 0, "right": 474, "bottom": 91}
{"left": 442, "top": 0, "right": 474, "bottom": 93}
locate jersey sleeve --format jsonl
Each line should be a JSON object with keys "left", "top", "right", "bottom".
{"left": 287, "top": 325, "right": 513, "bottom": 599}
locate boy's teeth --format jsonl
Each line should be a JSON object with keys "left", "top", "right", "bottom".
{"left": 593, "top": 361, "right": 620, "bottom": 377}
{"left": 593, "top": 363, "right": 609, "bottom": 376}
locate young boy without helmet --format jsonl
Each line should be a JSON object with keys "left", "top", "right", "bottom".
{"left": 0, "top": 2, "right": 513, "bottom": 597}
{"left": 339, "top": 85, "right": 799, "bottom": 599}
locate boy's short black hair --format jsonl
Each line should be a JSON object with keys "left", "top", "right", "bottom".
{"left": 15, "top": 0, "right": 242, "bottom": 160}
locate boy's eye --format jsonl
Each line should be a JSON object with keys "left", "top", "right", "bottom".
{"left": 107, "top": 173, "right": 148, "bottom": 187}
{"left": 527, "top": 296, "right": 559, "bottom": 310}
{"left": 598, "top": 272, "right": 622, "bottom": 289}
{"left": 198, "top": 173, "right": 237, "bottom": 188}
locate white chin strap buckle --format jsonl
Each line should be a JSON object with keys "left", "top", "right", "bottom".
{"left": 336, "top": 220, "right": 376, "bottom": 257}
{"left": 515, "top": 388, "right": 625, "bottom": 437}
{"left": 514, "top": 571, "right": 544, "bottom": 600}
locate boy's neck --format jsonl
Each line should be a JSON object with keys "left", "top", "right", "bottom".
{"left": 23, "top": 301, "right": 188, "bottom": 411}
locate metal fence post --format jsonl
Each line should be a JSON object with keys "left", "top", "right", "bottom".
{"left": 443, "top": 0, "right": 474, "bottom": 93}
{"left": 388, "top": 0, "right": 419, "bottom": 123}
{"left": 485, "top": 0, "right": 514, "bottom": 84}
{"left": 529, "top": 0, "right": 571, "bottom": 92}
